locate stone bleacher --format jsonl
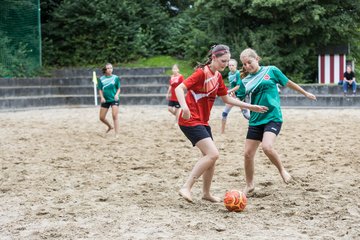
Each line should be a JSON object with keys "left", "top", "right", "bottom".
{"left": 278, "top": 84, "right": 359, "bottom": 108}
{"left": 0, "top": 67, "right": 170, "bottom": 110}
{"left": 0, "top": 67, "right": 359, "bottom": 110}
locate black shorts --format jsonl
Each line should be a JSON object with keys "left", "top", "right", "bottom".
{"left": 168, "top": 100, "right": 180, "bottom": 108}
{"left": 246, "top": 121, "right": 282, "bottom": 141}
{"left": 179, "top": 125, "right": 213, "bottom": 146}
{"left": 101, "top": 100, "right": 119, "bottom": 109}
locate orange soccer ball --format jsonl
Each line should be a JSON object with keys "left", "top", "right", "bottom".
{"left": 224, "top": 190, "right": 247, "bottom": 212}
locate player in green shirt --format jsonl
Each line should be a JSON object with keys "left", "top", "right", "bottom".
{"left": 221, "top": 59, "right": 250, "bottom": 134}
{"left": 237, "top": 48, "right": 316, "bottom": 195}
{"left": 97, "top": 63, "right": 121, "bottom": 137}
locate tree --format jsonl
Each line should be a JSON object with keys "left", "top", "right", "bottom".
{"left": 159, "top": 0, "right": 194, "bottom": 16}
{"left": 40, "top": 0, "right": 64, "bottom": 24}
{"left": 182, "top": 0, "right": 360, "bottom": 82}
{"left": 0, "top": 0, "right": 41, "bottom": 77}
{"left": 42, "top": 0, "right": 171, "bottom": 66}
{"left": 41, "top": 0, "right": 360, "bottom": 82}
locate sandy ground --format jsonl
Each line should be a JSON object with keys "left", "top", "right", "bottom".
{"left": 0, "top": 105, "right": 360, "bottom": 240}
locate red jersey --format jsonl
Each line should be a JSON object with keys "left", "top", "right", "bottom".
{"left": 178, "top": 65, "right": 228, "bottom": 126}
{"left": 169, "top": 74, "right": 184, "bottom": 101}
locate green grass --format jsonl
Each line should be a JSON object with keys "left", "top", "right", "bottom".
{"left": 122, "top": 55, "right": 194, "bottom": 78}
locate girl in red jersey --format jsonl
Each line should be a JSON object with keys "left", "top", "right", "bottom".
{"left": 175, "top": 44, "right": 268, "bottom": 203}
{"left": 166, "top": 64, "right": 184, "bottom": 124}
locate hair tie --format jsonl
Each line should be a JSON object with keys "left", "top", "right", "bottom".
{"left": 212, "top": 49, "right": 228, "bottom": 55}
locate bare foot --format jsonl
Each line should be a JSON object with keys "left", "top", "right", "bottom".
{"left": 243, "top": 185, "right": 255, "bottom": 196}
{"left": 281, "top": 170, "right": 292, "bottom": 184}
{"left": 106, "top": 127, "right": 114, "bottom": 133}
{"left": 202, "top": 195, "right": 221, "bottom": 203}
{"left": 179, "top": 188, "right": 193, "bottom": 203}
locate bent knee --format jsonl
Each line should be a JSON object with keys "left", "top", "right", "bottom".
{"left": 208, "top": 151, "right": 220, "bottom": 162}
{"left": 262, "top": 144, "right": 274, "bottom": 154}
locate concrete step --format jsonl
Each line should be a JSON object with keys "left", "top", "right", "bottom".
{"left": 2, "top": 94, "right": 360, "bottom": 109}
{"left": 0, "top": 94, "right": 168, "bottom": 109}
{"left": 0, "top": 77, "right": 91, "bottom": 87}
{"left": 51, "top": 67, "right": 169, "bottom": 77}
{"left": 120, "top": 76, "right": 169, "bottom": 85}
{"left": 280, "top": 84, "right": 345, "bottom": 95}
{"left": 279, "top": 95, "right": 359, "bottom": 107}
{"left": 0, "top": 75, "right": 169, "bottom": 87}
{"left": 0, "top": 84, "right": 169, "bottom": 97}
{"left": 0, "top": 95, "right": 95, "bottom": 108}
{"left": 121, "top": 84, "right": 168, "bottom": 94}
{"left": 0, "top": 86, "right": 93, "bottom": 97}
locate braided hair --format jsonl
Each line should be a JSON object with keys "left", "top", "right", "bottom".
{"left": 196, "top": 44, "right": 230, "bottom": 69}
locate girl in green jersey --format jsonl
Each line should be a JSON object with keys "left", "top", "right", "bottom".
{"left": 237, "top": 48, "right": 317, "bottom": 195}
{"left": 97, "top": 63, "right": 121, "bottom": 137}
{"left": 221, "top": 59, "right": 250, "bottom": 134}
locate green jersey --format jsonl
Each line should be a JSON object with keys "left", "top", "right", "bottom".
{"left": 237, "top": 66, "right": 288, "bottom": 126}
{"left": 97, "top": 75, "right": 121, "bottom": 102}
{"left": 228, "top": 70, "right": 241, "bottom": 90}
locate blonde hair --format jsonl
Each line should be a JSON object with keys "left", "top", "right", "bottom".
{"left": 229, "top": 59, "right": 238, "bottom": 67}
{"left": 172, "top": 64, "right": 179, "bottom": 71}
{"left": 239, "top": 48, "right": 261, "bottom": 78}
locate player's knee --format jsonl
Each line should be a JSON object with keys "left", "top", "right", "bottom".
{"left": 261, "top": 144, "right": 273, "bottom": 155}
{"left": 208, "top": 150, "right": 220, "bottom": 162}
{"left": 244, "top": 150, "right": 255, "bottom": 161}
{"left": 222, "top": 111, "right": 228, "bottom": 119}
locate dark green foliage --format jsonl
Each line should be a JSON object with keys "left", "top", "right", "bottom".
{"left": 0, "top": 0, "right": 41, "bottom": 77}
{"left": 41, "top": 0, "right": 360, "bottom": 82}
{"left": 0, "top": 36, "right": 37, "bottom": 77}
{"left": 159, "top": 0, "right": 195, "bottom": 16}
{"left": 41, "top": 0, "right": 64, "bottom": 24}
{"left": 43, "top": 0, "right": 171, "bottom": 66}
{"left": 184, "top": 0, "right": 360, "bottom": 82}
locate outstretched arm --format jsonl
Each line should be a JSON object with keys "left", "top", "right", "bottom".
{"left": 286, "top": 80, "right": 317, "bottom": 100}
{"left": 221, "top": 95, "right": 268, "bottom": 113}
{"left": 227, "top": 85, "right": 240, "bottom": 94}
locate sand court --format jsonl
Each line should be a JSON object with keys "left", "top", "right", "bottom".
{"left": 1, "top": 106, "right": 359, "bottom": 239}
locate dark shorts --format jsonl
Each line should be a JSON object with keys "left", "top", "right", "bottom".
{"left": 168, "top": 100, "right": 180, "bottom": 108}
{"left": 246, "top": 121, "right": 282, "bottom": 141}
{"left": 179, "top": 125, "right": 213, "bottom": 146}
{"left": 101, "top": 100, "right": 119, "bottom": 109}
